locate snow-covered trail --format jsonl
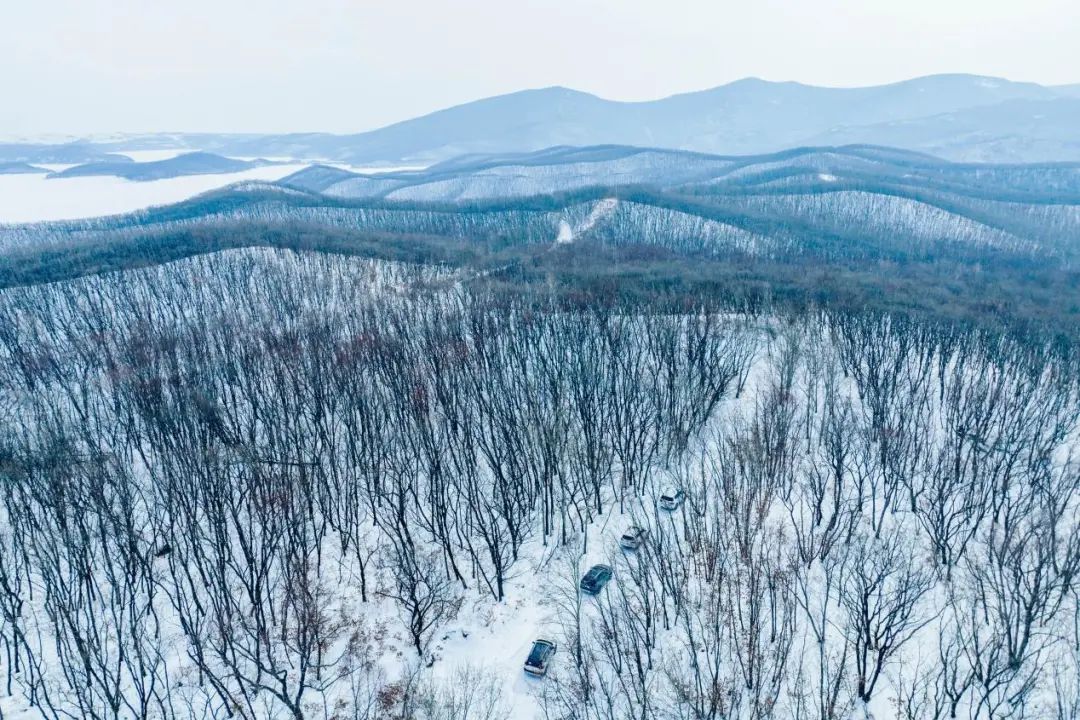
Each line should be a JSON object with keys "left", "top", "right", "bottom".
{"left": 557, "top": 197, "right": 618, "bottom": 243}
{"left": 425, "top": 501, "right": 641, "bottom": 719}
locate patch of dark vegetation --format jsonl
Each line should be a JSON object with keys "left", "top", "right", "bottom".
{"left": 0, "top": 221, "right": 489, "bottom": 288}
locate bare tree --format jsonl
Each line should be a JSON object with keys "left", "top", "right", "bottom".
{"left": 840, "top": 527, "right": 934, "bottom": 707}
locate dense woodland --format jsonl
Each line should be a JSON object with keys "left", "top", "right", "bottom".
{"left": 0, "top": 247, "right": 1078, "bottom": 719}
{"left": 1, "top": 192, "right": 1078, "bottom": 335}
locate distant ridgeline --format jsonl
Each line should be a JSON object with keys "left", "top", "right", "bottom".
{"left": 1, "top": 144, "right": 1078, "bottom": 338}
{"left": 46, "top": 152, "right": 276, "bottom": 181}
{"left": 8, "top": 74, "right": 1079, "bottom": 164}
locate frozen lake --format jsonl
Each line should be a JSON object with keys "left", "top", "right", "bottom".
{"left": 0, "top": 155, "right": 420, "bottom": 224}
{"left": 0, "top": 163, "right": 309, "bottom": 224}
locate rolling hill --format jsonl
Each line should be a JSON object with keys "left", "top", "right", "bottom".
{"left": 3, "top": 142, "right": 1078, "bottom": 333}
{"left": 48, "top": 152, "right": 277, "bottom": 181}
{"left": 279, "top": 143, "right": 1080, "bottom": 206}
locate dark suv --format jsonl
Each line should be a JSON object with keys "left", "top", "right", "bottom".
{"left": 579, "top": 564, "right": 613, "bottom": 594}
{"left": 524, "top": 639, "right": 557, "bottom": 676}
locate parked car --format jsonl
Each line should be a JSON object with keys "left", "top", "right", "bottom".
{"left": 658, "top": 489, "right": 685, "bottom": 511}
{"left": 579, "top": 564, "right": 613, "bottom": 594}
{"left": 620, "top": 525, "right": 648, "bottom": 550}
{"left": 524, "top": 639, "right": 557, "bottom": 676}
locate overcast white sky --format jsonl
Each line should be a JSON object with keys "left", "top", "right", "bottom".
{"left": 4, "top": 0, "right": 1079, "bottom": 138}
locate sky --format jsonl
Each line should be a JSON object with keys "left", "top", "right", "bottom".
{"left": 4, "top": 0, "right": 1079, "bottom": 138}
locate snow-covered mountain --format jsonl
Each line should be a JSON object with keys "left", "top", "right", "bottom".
{"left": 216, "top": 74, "right": 1080, "bottom": 163}
{"left": 5, "top": 74, "right": 1079, "bottom": 165}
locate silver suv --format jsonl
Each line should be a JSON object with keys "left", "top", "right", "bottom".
{"left": 619, "top": 525, "right": 648, "bottom": 549}
{"left": 658, "top": 489, "right": 685, "bottom": 511}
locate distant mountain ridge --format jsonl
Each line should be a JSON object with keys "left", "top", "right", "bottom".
{"left": 4, "top": 74, "right": 1080, "bottom": 164}
{"left": 0, "top": 162, "right": 48, "bottom": 175}
{"left": 0, "top": 143, "right": 126, "bottom": 165}
{"left": 189, "top": 74, "right": 1080, "bottom": 164}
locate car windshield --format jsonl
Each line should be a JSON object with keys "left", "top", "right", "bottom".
{"left": 527, "top": 643, "right": 549, "bottom": 665}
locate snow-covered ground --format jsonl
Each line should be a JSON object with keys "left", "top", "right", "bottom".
{"left": 1, "top": 200, "right": 1077, "bottom": 719}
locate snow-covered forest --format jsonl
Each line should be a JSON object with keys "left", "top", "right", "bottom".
{"left": 1, "top": 248, "right": 1077, "bottom": 719}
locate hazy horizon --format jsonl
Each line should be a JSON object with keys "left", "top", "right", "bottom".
{"left": 5, "top": 72, "right": 1078, "bottom": 143}
{"left": 7, "top": 0, "right": 1080, "bottom": 137}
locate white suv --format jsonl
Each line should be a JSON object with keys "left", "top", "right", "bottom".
{"left": 658, "top": 489, "right": 685, "bottom": 511}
